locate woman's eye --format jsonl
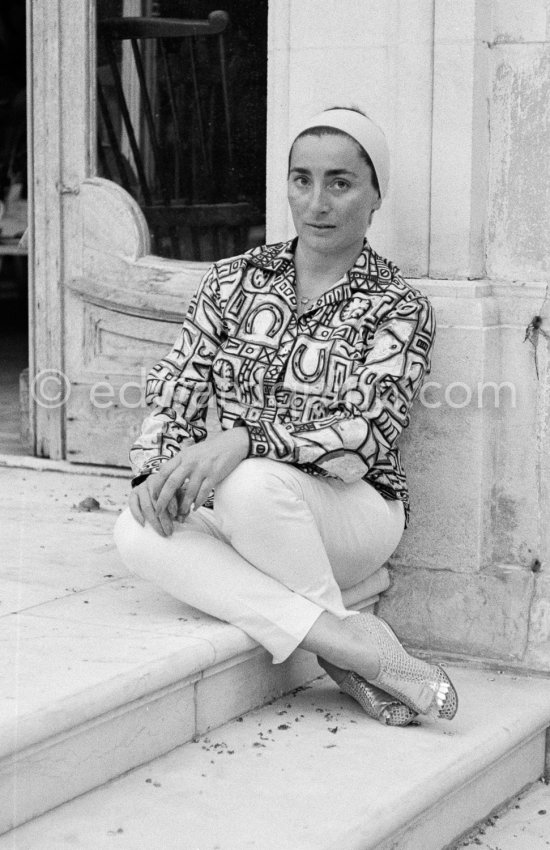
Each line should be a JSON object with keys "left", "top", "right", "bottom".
{"left": 332, "top": 179, "right": 350, "bottom": 191}
{"left": 294, "top": 175, "right": 309, "bottom": 187}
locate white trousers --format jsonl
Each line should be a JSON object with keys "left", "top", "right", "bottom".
{"left": 114, "top": 458, "right": 405, "bottom": 663}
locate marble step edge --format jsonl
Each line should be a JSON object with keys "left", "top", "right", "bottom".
{"left": 1, "top": 575, "right": 387, "bottom": 762}
{"left": 1, "top": 589, "right": 382, "bottom": 833}
{"left": 0, "top": 623, "right": 254, "bottom": 760}
{"left": 444, "top": 777, "right": 545, "bottom": 850}
{"left": 375, "top": 730, "right": 546, "bottom": 850}
{"left": 6, "top": 670, "right": 550, "bottom": 850}
{"left": 335, "top": 715, "right": 550, "bottom": 849}
{"left": 0, "top": 453, "right": 130, "bottom": 478}
{"left": 0, "top": 644, "right": 322, "bottom": 835}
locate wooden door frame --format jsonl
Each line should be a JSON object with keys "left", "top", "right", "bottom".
{"left": 27, "top": 0, "right": 96, "bottom": 458}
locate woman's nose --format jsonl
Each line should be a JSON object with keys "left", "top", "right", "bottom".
{"left": 309, "top": 184, "right": 330, "bottom": 214}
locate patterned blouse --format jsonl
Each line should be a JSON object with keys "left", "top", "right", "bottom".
{"left": 130, "top": 239, "right": 435, "bottom": 525}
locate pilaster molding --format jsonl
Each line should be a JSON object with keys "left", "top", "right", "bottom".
{"left": 265, "top": 0, "right": 435, "bottom": 275}
{"left": 266, "top": 0, "right": 292, "bottom": 242}
{"left": 429, "top": 0, "right": 491, "bottom": 280}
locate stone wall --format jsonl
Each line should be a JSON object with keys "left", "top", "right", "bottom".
{"left": 379, "top": 1, "right": 550, "bottom": 669}
{"left": 378, "top": 277, "right": 548, "bottom": 668}
{"left": 267, "top": 0, "right": 550, "bottom": 670}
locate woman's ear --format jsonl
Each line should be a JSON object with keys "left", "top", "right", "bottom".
{"left": 368, "top": 195, "right": 382, "bottom": 226}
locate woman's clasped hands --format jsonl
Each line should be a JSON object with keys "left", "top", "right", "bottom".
{"left": 129, "top": 427, "right": 249, "bottom": 537}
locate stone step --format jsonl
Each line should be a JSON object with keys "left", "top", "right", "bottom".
{"left": 3, "top": 666, "right": 550, "bottom": 850}
{"left": 0, "top": 461, "right": 388, "bottom": 833}
{"left": 2, "top": 582, "right": 379, "bottom": 835}
{"left": 453, "top": 779, "right": 550, "bottom": 848}
{"left": 0, "top": 600, "right": 319, "bottom": 834}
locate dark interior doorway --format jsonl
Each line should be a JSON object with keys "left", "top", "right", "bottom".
{"left": 96, "top": 0, "right": 268, "bottom": 261}
{"left": 0, "top": 1, "right": 28, "bottom": 455}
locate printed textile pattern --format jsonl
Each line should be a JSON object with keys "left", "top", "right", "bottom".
{"left": 130, "top": 239, "right": 436, "bottom": 525}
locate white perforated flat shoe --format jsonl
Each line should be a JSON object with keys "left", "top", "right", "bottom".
{"left": 357, "top": 613, "right": 458, "bottom": 720}
{"left": 317, "top": 656, "right": 417, "bottom": 726}
{"left": 340, "top": 672, "right": 418, "bottom": 726}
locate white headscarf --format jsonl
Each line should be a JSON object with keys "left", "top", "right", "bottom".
{"left": 291, "top": 108, "right": 390, "bottom": 199}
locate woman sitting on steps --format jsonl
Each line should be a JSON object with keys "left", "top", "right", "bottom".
{"left": 114, "top": 106, "right": 458, "bottom": 727}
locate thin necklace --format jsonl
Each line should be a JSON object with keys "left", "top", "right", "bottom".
{"left": 295, "top": 272, "right": 318, "bottom": 308}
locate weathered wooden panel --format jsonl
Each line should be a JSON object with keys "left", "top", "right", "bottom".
{"left": 78, "top": 304, "right": 178, "bottom": 373}
{"left": 64, "top": 291, "right": 214, "bottom": 466}
{"left": 64, "top": 178, "right": 211, "bottom": 466}
{"left": 29, "top": 0, "right": 96, "bottom": 457}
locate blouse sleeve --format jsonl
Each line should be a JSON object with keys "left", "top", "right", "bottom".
{"left": 129, "top": 264, "right": 223, "bottom": 477}
{"left": 244, "top": 289, "right": 435, "bottom": 480}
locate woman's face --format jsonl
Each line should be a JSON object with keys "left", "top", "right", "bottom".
{"left": 287, "top": 132, "right": 381, "bottom": 257}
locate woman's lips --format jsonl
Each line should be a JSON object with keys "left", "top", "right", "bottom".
{"left": 307, "top": 223, "right": 335, "bottom": 229}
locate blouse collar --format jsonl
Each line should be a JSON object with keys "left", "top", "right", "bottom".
{"left": 247, "top": 237, "right": 391, "bottom": 292}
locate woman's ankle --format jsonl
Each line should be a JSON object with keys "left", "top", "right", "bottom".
{"left": 301, "top": 612, "right": 380, "bottom": 681}
{"left": 316, "top": 655, "right": 347, "bottom": 685}
{"left": 340, "top": 615, "right": 380, "bottom": 680}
